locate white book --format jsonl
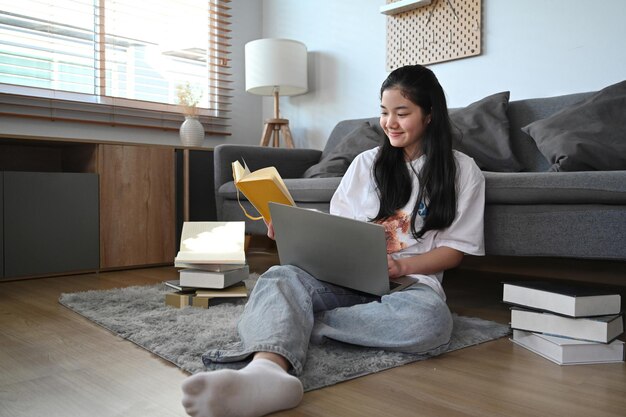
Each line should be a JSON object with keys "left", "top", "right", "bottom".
{"left": 502, "top": 280, "right": 621, "bottom": 317}
{"left": 175, "top": 222, "right": 246, "bottom": 264}
{"left": 512, "top": 329, "right": 625, "bottom": 365}
{"left": 510, "top": 307, "right": 623, "bottom": 343}
{"left": 179, "top": 265, "right": 249, "bottom": 289}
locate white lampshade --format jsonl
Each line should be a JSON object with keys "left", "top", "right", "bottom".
{"left": 245, "top": 38, "right": 308, "bottom": 96}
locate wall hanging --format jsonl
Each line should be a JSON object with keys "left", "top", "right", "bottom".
{"left": 382, "top": 0, "right": 482, "bottom": 69}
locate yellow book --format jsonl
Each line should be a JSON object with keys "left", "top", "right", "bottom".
{"left": 232, "top": 160, "right": 295, "bottom": 222}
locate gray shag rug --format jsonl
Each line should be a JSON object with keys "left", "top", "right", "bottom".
{"left": 59, "top": 278, "right": 510, "bottom": 391}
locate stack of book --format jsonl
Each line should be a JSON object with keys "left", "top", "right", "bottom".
{"left": 166, "top": 221, "right": 250, "bottom": 309}
{"left": 503, "top": 280, "right": 624, "bottom": 365}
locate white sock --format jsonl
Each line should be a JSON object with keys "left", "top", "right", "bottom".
{"left": 181, "top": 358, "right": 303, "bottom": 417}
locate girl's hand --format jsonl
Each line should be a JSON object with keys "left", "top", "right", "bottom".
{"left": 387, "top": 255, "right": 404, "bottom": 278}
{"left": 264, "top": 219, "right": 275, "bottom": 240}
{"left": 387, "top": 247, "right": 464, "bottom": 277}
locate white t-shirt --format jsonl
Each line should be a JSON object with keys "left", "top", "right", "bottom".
{"left": 330, "top": 147, "right": 485, "bottom": 299}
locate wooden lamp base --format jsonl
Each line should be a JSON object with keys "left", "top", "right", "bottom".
{"left": 260, "top": 118, "right": 294, "bottom": 148}
{"left": 259, "top": 90, "right": 295, "bottom": 148}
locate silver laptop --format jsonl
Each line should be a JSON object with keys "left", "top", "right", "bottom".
{"left": 269, "top": 203, "right": 415, "bottom": 296}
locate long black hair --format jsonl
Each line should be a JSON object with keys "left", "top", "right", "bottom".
{"left": 372, "top": 65, "right": 457, "bottom": 239}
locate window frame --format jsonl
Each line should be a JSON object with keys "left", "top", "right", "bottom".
{"left": 0, "top": 0, "right": 232, "bottom": 136}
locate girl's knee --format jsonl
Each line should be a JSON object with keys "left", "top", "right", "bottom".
{"left": 261, "top": 265, "right": 310, "bottom": 280}
{"left": 406, "top": 306, "right": 453, "bottom": 354}
{"left": 391, "top": 290, "right": 453, "bottom": 354}
{"left": 254, "top": 265, "right": 318, "bottom": 299}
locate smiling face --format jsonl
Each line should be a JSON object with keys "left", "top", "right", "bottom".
{"left": 380, "top": 88, "right": 431, "bottom": 160}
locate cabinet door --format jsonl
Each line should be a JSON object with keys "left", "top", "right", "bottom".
{"left": 99, "top": 145, "right": 175, "bottom": 269}
{"left": 0, "top": 173, "right": 3, "bottom": 278}
{"left": 3, "top": 171, "right": 99, "bottom": 278}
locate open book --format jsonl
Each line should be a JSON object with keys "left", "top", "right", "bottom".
{"left": 232, "top": 160, "right": 295, "bottom": 222}
{"left": 174, "top": 222, "right": 246, "bottom": 265}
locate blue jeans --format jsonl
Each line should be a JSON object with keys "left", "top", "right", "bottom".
{"left": 202, "top": 265, "right": 453, "bottom": 375}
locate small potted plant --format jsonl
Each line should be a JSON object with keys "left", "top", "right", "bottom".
{"left": 176, "top": 82, "right": 205, "bottom": 147}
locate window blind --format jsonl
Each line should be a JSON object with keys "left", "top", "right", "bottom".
{"left": 0, "top": 0, "right": 231, "bottom": 135}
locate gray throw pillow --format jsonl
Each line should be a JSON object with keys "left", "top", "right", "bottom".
{"left": 521, "top": 80, "right": 626, "bottom": 171}
{"left": 449, "top": 91, "right": 523, "bottom": 172}
{"left": 303, "top": 122, "right": 384, "bottom": 178}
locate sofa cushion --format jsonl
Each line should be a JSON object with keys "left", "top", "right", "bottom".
{"left": 506, "top": 92, "right": 592, "bottom": 172}
{"left": 303, "top": 122, "right": 384, "bottom": 178}
{"left": 521, "top": 80, "right": 626, "bottom": 172}
{"left": 449, "top": 91, "right": 523, "bottom": 172}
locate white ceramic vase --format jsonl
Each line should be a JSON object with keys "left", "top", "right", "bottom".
{"left": 179, "top": 116, "right": 205, "bottom": 147}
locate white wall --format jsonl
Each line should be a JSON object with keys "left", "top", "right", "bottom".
{"left": 259, "top": 0, "right": 388, "bottom": 149}
{"left": 223, "top": 0, "right": 263, "bottom": 147}
{"left": 254, "top": 0, "right": 626, "bottom": 150}
{"left": 433, "top": 0, "right": 626, "bottom": 106}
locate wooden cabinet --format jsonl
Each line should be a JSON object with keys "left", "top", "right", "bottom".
{"left": 98, "top": 144, "right": 176, "bottom": 269}
{"left": 0, "top": 139, "right": 197, "bottom": 278}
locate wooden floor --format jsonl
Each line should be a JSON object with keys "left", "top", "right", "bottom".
{"left": 1, "top": 238, "right": 625, "bottom": 417}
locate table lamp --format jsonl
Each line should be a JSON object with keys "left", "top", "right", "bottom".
{"left": 245, "top": 38, "right": 308, "bottom": 147}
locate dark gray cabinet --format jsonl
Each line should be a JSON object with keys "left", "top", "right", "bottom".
{"left": 2, "top": 171, "right": 99, "bottom": 278}
{"left": 0, "top": 174, "right": 3, "bottom": 277}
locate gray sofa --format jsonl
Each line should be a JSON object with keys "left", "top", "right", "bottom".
{"left": 215, "top": 85, "right": 626, "bottom": 261}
